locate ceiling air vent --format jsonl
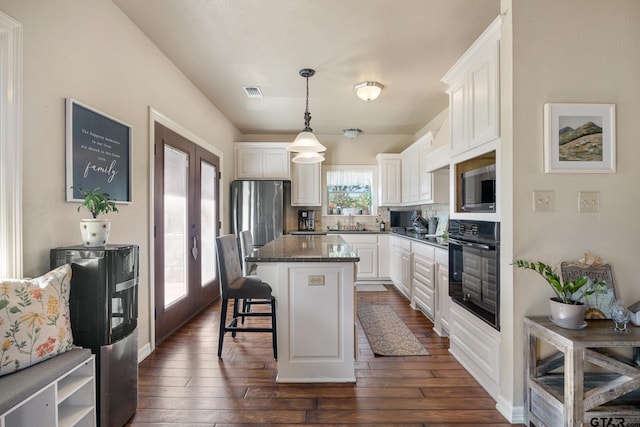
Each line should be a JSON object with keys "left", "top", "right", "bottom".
{"left": 243, "top": 86, "right": 264, "bottom": 98}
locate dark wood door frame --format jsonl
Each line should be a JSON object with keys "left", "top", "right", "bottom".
{"left": 153, "top": 121, "right": 220, "bottom": 344}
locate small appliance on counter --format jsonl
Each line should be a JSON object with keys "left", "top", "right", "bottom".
{"left": 390, "top": 210, "right": 416, "bottom": 232}
{"left": 298, "top": 210, "right": 315, "bottom": 231}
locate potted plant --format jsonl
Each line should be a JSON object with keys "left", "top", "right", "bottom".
{"left": 513, "top": 259, "right": 607, "bottom": 329}
{"left": 73, "top": 186, "right": 118, "bottom": 247}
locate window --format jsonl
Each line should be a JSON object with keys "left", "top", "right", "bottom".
{"left": 0, "top": 13, "right": 23, "bottom": 278}
{"left": 323, "top": 166, "right": 376, "bottom": 216}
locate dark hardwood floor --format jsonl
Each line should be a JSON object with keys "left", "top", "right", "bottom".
{"left": 128, "top": 285, "right": 520, "bottom": 426}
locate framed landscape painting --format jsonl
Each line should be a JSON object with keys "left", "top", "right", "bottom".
{"left": 543, "top": 103, "right": 616, "bottom": 173}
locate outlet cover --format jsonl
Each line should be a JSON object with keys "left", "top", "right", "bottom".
{"left": 579, "top": 191, "right": 599, "bottom": 213}
{"left": 308, "top": 275, "right": 325, "bottom": 286}
{"left": 533, "top": 191, "right": 555, "bottom": 212}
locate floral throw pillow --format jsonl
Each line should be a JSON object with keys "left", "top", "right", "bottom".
{"left": 0, "top": 264, "right": 75, "bottom": 376}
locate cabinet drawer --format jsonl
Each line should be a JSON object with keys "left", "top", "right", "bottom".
{"left": 391, "top": 236, "right": 411, "bottom": 252}
{"left": 414, "top": 260, "right": 435, "bottom": 289}
{"left": 411, "top": 241, "right": 435, "bottom": 259}
{"left": 413, "top": 281, "right": 434, "bottom": 317}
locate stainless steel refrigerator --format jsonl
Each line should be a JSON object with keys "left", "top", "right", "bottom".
{"left": 230, "top": 180, "right": 287, "bottom": 247}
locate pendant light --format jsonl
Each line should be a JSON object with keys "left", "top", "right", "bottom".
{"left": 287, "top": 68, "right": 326, "bottom": 157}
{"left": 292, "top": 151, "right": 325, "bottom": 164}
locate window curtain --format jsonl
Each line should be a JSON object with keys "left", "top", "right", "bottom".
{"left": 327, "top": 170, "right": 372, "bottom": 187}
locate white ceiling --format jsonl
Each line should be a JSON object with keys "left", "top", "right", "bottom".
{"left": 114, "top": 0, "right": 500, "bottom": 136}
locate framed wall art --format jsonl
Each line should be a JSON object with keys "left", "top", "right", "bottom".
{"left": 543, "top": 103, "right": 616, "bottom": 173}
{"left": 66, "top": 98, "right": 132, "bottom": 203}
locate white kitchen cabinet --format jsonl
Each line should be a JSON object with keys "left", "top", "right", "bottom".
{"left": 418, "top": 143, "right": 433, "bottom": 203}
{"left": 389, "top": 235, "right": 412, "bottom": 299}
{"left": 418, "top": 148, "right": 449, "bottom": 205}
{"left": 411, "top": 242, "right": 436, "bottom": 320}
{"left": 434, "top": 248, "right": 450, "bottom": 336}
{"left": 340, "top": 234, "right": 378, "bottom": 280}
{"left": 234, "top": 142, "right": 291, "bottom": 180}
{"left": 401, "top": 144, "right": 419, "bottom": 205}
{"left": 376, "top": 154, "right": 402, "bottom": 206}
{"left": 377, "top": 233, "right": 390, "bottom": 279}
{"left": 442, "top": 17, "right": 501, "bottom": 159}
{"left": 291, "top": 161, "right": 321, "bottom": 206}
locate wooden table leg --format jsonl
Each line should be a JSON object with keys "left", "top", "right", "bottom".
{"left": 565, "top": 346, "right": 584, "bottom": 427}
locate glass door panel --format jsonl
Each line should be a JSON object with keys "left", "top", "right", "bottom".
{"left": 200, "top": 160, "right": 217, "bottom": 286}
{"left": 163, "top": 145, "right": 189, "bottom": 307}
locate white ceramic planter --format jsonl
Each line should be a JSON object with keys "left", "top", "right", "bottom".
{"left": 79, "top": 219, "right": 110, "bottom": 247}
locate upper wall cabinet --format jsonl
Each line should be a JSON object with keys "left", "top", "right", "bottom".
{"left": 376, "top": 154, "right": 402, "bottom": 206}
{"left": 401, "top": 144, "right": 420, "bottom": 205}
{"left": 441, "top": 17, "right": 501, "bottom": 159}
{"left": 234, "top": 142, "right": 291, "bottom": 180}
{"left": 291, "top": 162, "right": 321, "bottom": 206}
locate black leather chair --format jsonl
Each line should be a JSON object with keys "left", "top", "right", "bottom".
{"left": 215, "top": 234, "right": 277, "bottom": 359}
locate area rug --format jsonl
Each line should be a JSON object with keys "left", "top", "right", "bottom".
{"left": 356, "top": 283, "right": 388, "bottom": 292}
{"left": 357, "top": 305, "right": 429, "bottom": 356}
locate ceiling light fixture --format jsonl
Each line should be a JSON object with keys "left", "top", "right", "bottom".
{"left": 286, "top": 68, "right": 326, "bottom": 160}
{"left": 292, "top": 151, "right": 325, "bottom": 164}
{"left": 354, "top": 81, "right": 384, "bottom": 102}
{"left": 343, "top": 128, "right": 362, "bottom": 140}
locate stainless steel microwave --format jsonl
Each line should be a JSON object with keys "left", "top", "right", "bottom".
{"left": 461, "top": 164, "right": 496, "bottom": 212}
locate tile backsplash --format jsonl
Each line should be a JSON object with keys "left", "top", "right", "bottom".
{"left": 285, "top": 203, "right": 450, "bottom": 233}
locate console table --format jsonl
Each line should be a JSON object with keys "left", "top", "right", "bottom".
{"left": 525, "top": 317, "right": 640, "bottom": 426}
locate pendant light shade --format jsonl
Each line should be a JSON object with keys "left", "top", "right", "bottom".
{"left": 288, "top": 130, "right": 325, "bottom": 153}
{"left": 291, "top": 151, "right": 325, "bottom": 164}
{"left": 287, "top": 68, "right": 326, "bottom": 155}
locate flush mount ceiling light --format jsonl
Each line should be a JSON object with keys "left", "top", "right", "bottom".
{"left": 343, "top": 128, "right": 362, "bottom": 140}
{"left": 354, "top": 81, "right": 384, "bottom": 102}
{"left": 286, "top": 68, "right": 326, "bottom": 160}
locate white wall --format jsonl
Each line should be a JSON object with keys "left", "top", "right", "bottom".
{"left": 506, "top": 0, "right": 640, "bottom": 411}
{"left": 0, "top": 0, "right": 239, "bottom": 353}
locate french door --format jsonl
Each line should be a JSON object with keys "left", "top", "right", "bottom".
{"left": 154, "top": 122, "right": 220, "bottom": 344}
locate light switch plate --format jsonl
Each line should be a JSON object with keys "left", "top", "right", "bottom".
{"left": 533, "top": 191, "right": 555, "bottom": 212}
{"left": 579, "top": 191, "right": 599, "bottom": 213}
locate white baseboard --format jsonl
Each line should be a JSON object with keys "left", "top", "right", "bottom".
{"left": 138, "top": 342, "right": 152, "bottom": 363}
{"left": 496, "top": 394, "right": 526, "bottom": 424}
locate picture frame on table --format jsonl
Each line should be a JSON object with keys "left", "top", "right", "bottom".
{"left": 543, "top": 103, "right": 616, "bottom": 173}
{"left": 561, "top": 262, "right": 616, "bottom": 319}
{"left": 65, "top": 98, "right": 133, "bottom": 203}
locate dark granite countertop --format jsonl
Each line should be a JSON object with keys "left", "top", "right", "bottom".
{"left": 289, "top": 230, "right": 385, "bottom": 235}
{"left": 390, "top": 230, "right": 449, "bottom": 250}
{"left": 247, "top": 234, "right": 360, "bottom": 263}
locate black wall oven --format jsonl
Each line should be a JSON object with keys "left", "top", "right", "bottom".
{"left": 448, "top": 220, "right": 500, "bottom": 330}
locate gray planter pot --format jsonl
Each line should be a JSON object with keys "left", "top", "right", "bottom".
{"left": 549, "top": 297, "right": 587, "bottom": 329}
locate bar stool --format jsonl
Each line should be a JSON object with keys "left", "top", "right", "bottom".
{"left": 215, "top": 234, "right": 277, "bottom": 359}
{"left": 239, "top": 230, "right": 258, "bottom": 276}
{"left": 239, "top": 230, "right": 270, "bottom": 322}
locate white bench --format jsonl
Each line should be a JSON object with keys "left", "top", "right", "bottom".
{"left": 0, "top": 348, "right": 95, "bottom": 427}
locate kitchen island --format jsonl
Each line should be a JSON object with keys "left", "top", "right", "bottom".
{"left": 246, "top": 234, "right": 359, "bottom": 383}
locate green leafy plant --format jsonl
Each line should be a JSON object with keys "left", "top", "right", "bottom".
{"left": 513, "top": 259, "right": 607, "bottom": 304}
{"left": 72, "top": 186, "right": 118, "bottom": 219}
